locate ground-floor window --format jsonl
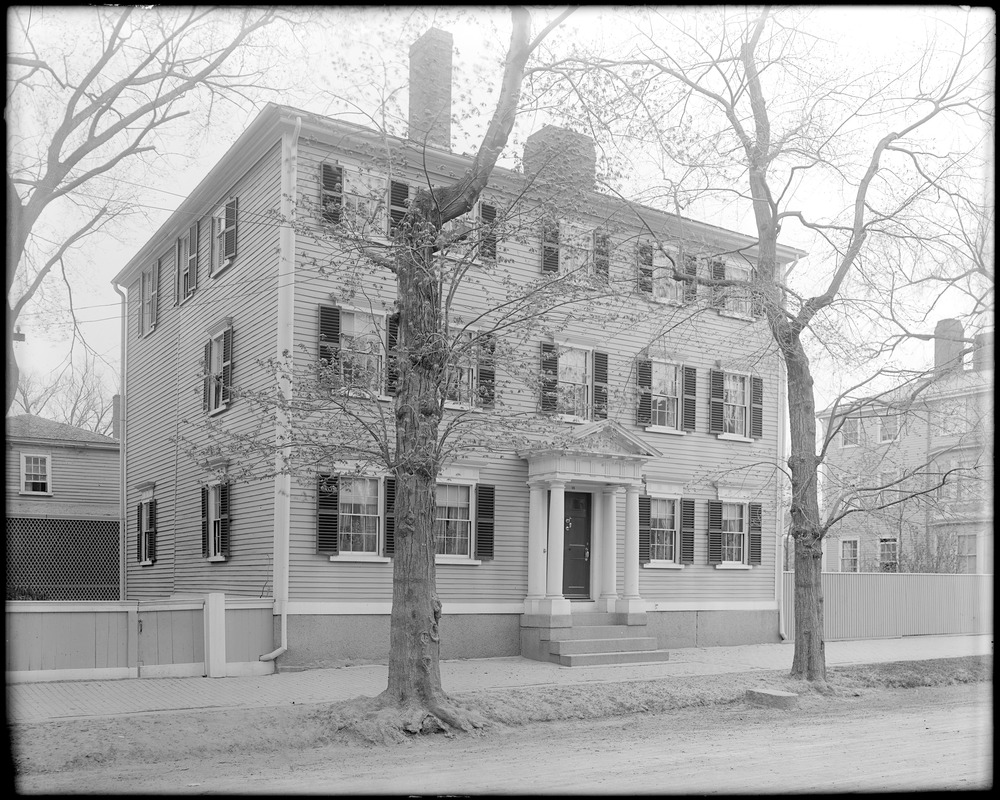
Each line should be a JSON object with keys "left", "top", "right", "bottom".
{"left": 434, "top": 484, "right": 472, "bottom": 556}
{"left": 649, "top": 498, "right": 677, "bottom": 561}
{"left": 721, "top": 502, "right": 745, "bottom": 563}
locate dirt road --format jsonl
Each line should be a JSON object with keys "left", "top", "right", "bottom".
{"left": 15, "top": 682, "right": 991, "bottom": 794}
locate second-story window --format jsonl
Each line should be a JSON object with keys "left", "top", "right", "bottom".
{"left": 320, "top": 163, "right": 344, "bottom": 224}
{"left": 318, "top": 306, "right": 398, "bottom": 397}
{"left": 540, "top": 342, "right": 608, "bottom": 420}
{"left": 20, "top": 453, "right": 51, "bottom": 494}
{"left": 878, "top": 414, "right": 899, "bottom": 443}
{"left": 176, "top": 223, "right": 199, "bottom": 304}
{"left": 138, "top": 260, "right": 159, "bottom": 337}
{"left": 203, "top": 323, "right": 233, "bottom": 415}
{"left": 711, "top": 260, "right": 754, "bottom": 317}
{"left": 840, "top": 417, "right": 861, "bottom": 447}
{"left": 445, "top": 330, "right": 495, "bottom": 408}
{"left": 709, "top": 370, "right": 763, "bottom": 439}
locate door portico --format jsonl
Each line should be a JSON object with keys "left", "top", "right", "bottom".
{"left": 520, "top": 420, "right": 661, "bottom": 624}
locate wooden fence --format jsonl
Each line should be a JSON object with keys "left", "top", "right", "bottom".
{"left": 781, "top": 572, "right": 993, "bottom": 641}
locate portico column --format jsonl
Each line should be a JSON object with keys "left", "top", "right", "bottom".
{"left": 598, "top": 486, "right": 620, "bottom": 612}
{"left": 616, "top": 484, "right": 646, "bottom": 622}
{"left": 545, "top": 481, "right": 566, "bottom": 599}
{"left": 526, "top": 483, "right": 547, "bottom": 604}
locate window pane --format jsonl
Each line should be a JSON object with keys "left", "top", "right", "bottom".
{"left": 434, "top": 484, "right": 471, "bottom": 555}
{"left": 339, "top": 477, "right": 379, "bottom": 553}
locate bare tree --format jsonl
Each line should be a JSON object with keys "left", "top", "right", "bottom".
{"left": 534, "top": 6, "right": 994, "bottom": 680}
{"left": 12, "top": 353, "right": 118, "bottom": 435}
{"left": 6, "top": 6, "right": 284, "bottom": 412}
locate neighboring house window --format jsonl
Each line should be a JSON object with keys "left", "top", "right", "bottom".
{"left": 445, "top": 330, "right": 496, "bottom": 407}
{"left": 203, "top": 323, "right": 234, "bottom": 414}
{"left": 957, "top": 534, "right": 977, "bottom": 574}
{"left": 138, "top": 260, "right": 159, "bottom": 337}
{"left": 137, "top": 492, "right": 157, "bottom": 565}
{"left": 540, "top": 342, "right": 609, "bottom": 420}
{"left": 878, "top": 538, "right": 898, "bottom": 573}
{"left": 210, "top": 198, "right": 238, "bottom": 275}
{"left": 708, "top": 500, "right": 762, "bottom": 566}
{"left": 317, "top": 474, "right": 396, "bottom": 558}
{"left": 201, "top": 482, "right": 231, "bottom": 560}
{"left": 175, "top": 223, "right": 199, "bottom": 304}
{"left": 480, "top": 203, "right": 498, "bottom": 260}
{"left": 320, "top": 162, "right": 344, "bottom": 224}
{"left": 840, "top": 539, "right": 859, "bottom": 573}
{"left": 709, "top": 370, "right": 763, "bottom": 439}
{"left": 20, "top": 453, "right": 51, "bottom": 494}
{"left": 878, "top": 414, "right": 898, "bottom": 443}
{"left": 317, "top": 306, "right": 397, "bottom": 396}
{"left": 840, "top": 416, "right": 861, "bottom": 447}
{"left": 637, "top": 360, "right": 696, "bottom": 431}
{"left": 389, "top": 180, "right": 409, "bottom": 236}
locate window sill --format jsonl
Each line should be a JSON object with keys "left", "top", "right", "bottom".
{"left": 139, "top": 560, "right": 155, "bottom": 567}
{"left": 652, "top": 297, "right": 685, "bottom": 307}
{"left": 177, "top": 293, "right": 196, "bottom": 307}
{"left": 328, "top": 554, "right": 391, "bottom": 563}
{"left": 18, "top": 491, "right": 53, "bottom": 497}
{"left": 643, "top": 561, "right": 684, "bottom": 569}
{"left": 208, "top": 404, "right": 229, "bottom": 417}
{"left": 717, "top": 432, "right": 753, "bottom": 443}
{"left": 717, "top": 308, "right": 755, "bottom": 321}
{"left": 444, "top": 402, "right": 486, "bottom": 413}
{"left": 207, "top": 555, "right": 227, "bottom": 563}
{"left": 436, "top": 556, "right": 481, "bottom": 566}
{"left": 645, "top": 425, "right": 685, "bottom": 436}
{"left": 210, "top": 259, "right": 234, "bottom": 279}
{"left": 714, "top": 563, "right": 752, "bottom": 570}
{"left": 555, "top": 413, "right": 588, "bottom": 425}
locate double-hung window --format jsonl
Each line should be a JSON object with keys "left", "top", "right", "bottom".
{"left": 649, "top": 498, "right": 677, "bottom": 561}
{"left": 318, "top": 306, "right": 396, "bottom": 396}
{"left": 137, "top": 487, "right": 157, "bottom": 565}
{"left": 957, "top": 535, "right": 977, "bottom": 574}
{"left": 317, "top": 474, "right": 394, "bottom": 558}
{"left": 637, "top": 241, "right": 684, "bottom": 302}
{"left": 138, "top": 260, "right": 159, "bottom": 337}
{"left": 711, "top": 260, "right": 754, "bottom": 317}
{"left": 709, "top": 370, "right": 763, "bottom": 439}
{"left": 878, "top": 538, "right": 898, "bottom": 573}
{"left": 176, "top": 223, "right": 199, "bottom": 304}
{"left": 210, "top": 198, "right": 238, "bottom": 276}
{"left": 840, "top": 539, "right": 859, "bottom": 573}
{"left": 201, "top": 482, "right": 231, "bottom": 561}
{"left": 540, "top": 342, "right": 609, "bottom": 420}
{"left": 336, "top": 477, "right": 381, "bottom": 553}
{"left": 840, "top": 417, "right": 861, "bottom": 448}
{"left": 20, "top": 453, "right": 51, "bottom": 494}
{"left": 640, "top": 496, "right": 694, "bottom": 566}
{"left": 708, "top": 500, "right": 762, "bottom": 567}
{"left": 445, "top": 330, "right": 495, "bottom": 408}
{"left": 203, "top": 322, "right": 234, "bottom": 415}
{"left": 434, "top": 484, "right": 472, "bottom": 556}
{"left": 636, "top": 360, "right": 687, "bottom": 431}
{"left": 878, "top": 414, "right": 898, "bottom": 443}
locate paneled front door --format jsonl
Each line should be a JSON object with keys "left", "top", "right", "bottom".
{"left": 562, "top": 491, "right": 592, "bottom": 599}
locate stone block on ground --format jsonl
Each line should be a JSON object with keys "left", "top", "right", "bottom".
{"left": 745, "top": 688, "right": 798, "bottom": 709}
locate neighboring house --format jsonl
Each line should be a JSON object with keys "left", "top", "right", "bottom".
{"left": 112, "top": 28, "right": 805, "bottom": 667}
{"left": 819, "top": 319, "right": 994, "bottom": 575}
{"left": 5, "top": 414, "right": 121, "bottom": 600}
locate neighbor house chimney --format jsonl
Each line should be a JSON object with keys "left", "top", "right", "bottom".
{"left": 972, "top": 330, "right": 993, "bottom": 372}
{"left": 523, "top": 125, "right": 597, "bottom": 192}
{"left": 408, "top": 28, "right": 453, "bottom": 151}
{"left": 934, "top": 318, "right": 965, "bottom": 372}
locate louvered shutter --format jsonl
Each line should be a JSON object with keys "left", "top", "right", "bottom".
{"left": 480, "top": 203, "right": 497, "bottom": 260}
{"left": 637, "top": 242, "right": 653, "bottom": 294}
{"left": 220, "top": 327, "right": 233, "bottom": 405}
{"left": 683, "top": 256, "right": 698, "bottom": 303}
{"left": 188, "top": 223, "right": 199, "bottom": 295}
{"left": 385, "top": 313, "right": 400, "bottom": 396}
{"left": 201, "top": 487, "right": 209, "bottom": 558}
{"left": 541, "top": 221, "right": 559, "bottom": 273}
{"left": 750, "top": 377, "right": 764, "bottom": 439}
{"left": 318, "top": 306, "right": 341, "bottom": 391}
{"left": 321, "top": 163, "right": 344, "bottom": 224}
{"left": 136, "top": 503, "right": 143, "bottom": 563}
{"left": 710, "top": 260, "right": 726, "bottom": 307}
{"left": 149, "top": 260, "right": 159, "bottom": 331}
{"left": 594, "top": 232, "right": 610, "bottom": 281}
{"left": 477, "top": 334, "right": 496, "bottom": 406}
{"left": 223, "top": 199, "right": 238, "bottom": 261}
{"left": 384, "top": 477, "right": 396, "bottom": 556}
{"left": 203, "top": 340, "right": 212, "bottom": 411}
{"left": 219, "top": 483, "right": 231, "bottom": 557}
{"left": 389, "top": 181, "right": 409, "bottom": 236}
{"left": 540, "top": 342, "right": 558, "bottom": 412}
{"left": 636, "top": 359, "right": 652, "bottom": 426}
{"left": 592, "top": 351, "right": 609, "bottom": 420}
{"left": 682, "top": 365, "right": 697, "bottom": 431}
{"left": 709, "top": 370, "right": 725, "bottom": 434}
{"left": 175, "top": 237, "right": 185, "bottom": 306}
{"left": 475, "top": 484, "right": 495, "bottom": 561}
{"left": 679, "top": 498, "right": 695, "bottom": 564}
{"left": 749, "top": 502, "right": 762, "bottom": 565}
{"left": 638, "top": 495, "right": 651, "bottom": 564}
{"left": 317, "top": 475, "right": 339, "bottom": 555}
{"left": 707, "top": 500, "right": 723, "bottom": 565}
{"left": 148, "top": 500, "right": 157, "bottom": 563}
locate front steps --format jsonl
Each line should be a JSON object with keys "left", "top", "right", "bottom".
{"left": 525, "top": 612, "right": 671, "bottom": 667}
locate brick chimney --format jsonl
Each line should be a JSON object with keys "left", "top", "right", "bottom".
{"left": 523, "top": 125, "right": 597, "bottom": 192}
{"left": 972, "top": 330, "right": 993, "bottom": 372}
{"left": 408, "top": 28, "right": 453, "bottom": 151}
{"left": 934, "top": 318, "right": 965, "bottom": 372}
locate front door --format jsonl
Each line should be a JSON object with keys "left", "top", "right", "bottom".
{"left": 562, "top": 492, "right": 592, "bottom": 599}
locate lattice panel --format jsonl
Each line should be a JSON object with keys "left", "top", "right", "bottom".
{"left": 6, "top": 517, "right": 120, "bottom": 601}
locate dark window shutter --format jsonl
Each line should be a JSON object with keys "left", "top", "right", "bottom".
{"left": 709, "top": 370, "right": 725, "bottom": 434}
{"left": 149, "top": 260, "right": 159, "bottom": 331}
{"left": 317, "top": 475, "right": 339, "bottom": 555}
{"left": 175, "top": 238, "right": 183, "bottom": 306}
{"left": 136, "top": 503, "right": 143, "bottom": 563}
{"left": 203, "top": 340, "right": 212, "bottom": 411}
{"left": 750, "top": 377, "right": 764, "bottom": 439}
{"left": 188, "top": 223, "right": 199, "bottom": 294}
{"left": 707, "top": 500, "right": 723, "bottom": 565}
{"left": 749, "top": 502, "right": 762, "bottom": 565}
{"left": 477, "top": 334, "right": 496, "bottom": 406}
{"left": 385, "top": 313, "right": 400, "bottom": 396}
{"left": 201, "top": 487, "right": 209, "bottom": 558}
{"left": 148, "top": 499, "right": 157, "bottom": 562}
{"left": 594, "top": 232, "right": 610, "bottom": 281}
{"left": 637, "top": 242, "right": 653, "bottom": 294}
{"left": 475, "top": 484, "right": 496, "bottom": 560}
{"left": 541, "top": 221, "right": 559, "bottom": 273}
{"left": 593, "top": 351, "right": 609, "bottom": 420}
{"left": 219, "top": 483, "right": 231, "bottom": 557}
{"left": 638, "top": 495, "right": 651, "bottom": 564}
{"left": 321, "top": 163, "right": 344, "bottom": 224}
{"left": 221, "top": 327, "right": 233, "bottom": 405}
{"left": 710, "top": 260, "right": 726, "bottom": 307}
{"left": 223, "top": 198, "right": 238, "bottom": 261}
{"left": 683, "top": 256, "right": 698, "bottom": 303}
{"left": 318, "top": 305, "right": 341, "bottom": 373}
{"left": 682, "top": 365, "right": 697, "bottom": 431}
{"left": 540, "top": 342, "right": 558, "bottom": 412}
{"left": 680, "top": 498, "right": 695, "bottom": 564}
{"left": 636, "top": 359, "right": 652, "bottom": 426}
{"left": 389, "top": 181, "right": 409, "bottom": 234}
{"left": 384, "top": 477, "right": 396, "bottom": 556}
{"left": 751, "top": 267, "right": 763, "bottom": 317}
{"left": 480, "top": 203, "right": 497, "bottom": 260}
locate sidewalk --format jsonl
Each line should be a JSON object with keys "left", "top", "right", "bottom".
{"left": 6, "top": 634, "right": 991, "bottom": 724}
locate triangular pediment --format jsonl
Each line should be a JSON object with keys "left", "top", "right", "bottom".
{"left": 530, "top": 419, "right": 662, "bottom": 459}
